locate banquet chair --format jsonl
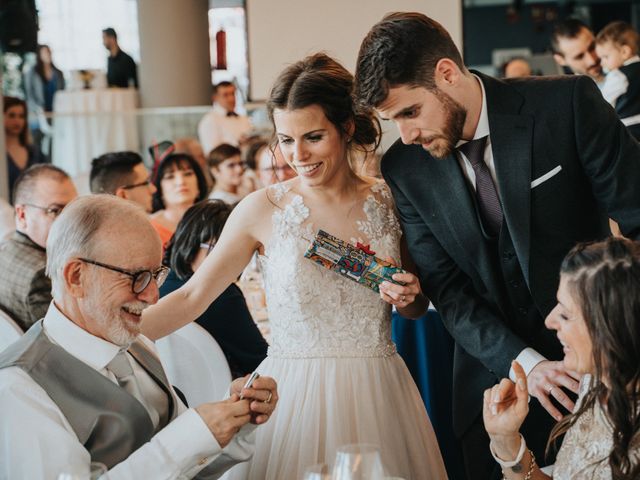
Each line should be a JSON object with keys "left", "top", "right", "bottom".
{"left": 155, "top": 322, "right": 232, "bottom": 407}
{"left": 0, "top": 309, "right": 24, "bottom": 353}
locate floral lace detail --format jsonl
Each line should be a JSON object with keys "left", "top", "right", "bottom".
{"left": 270, "top": 182, "right": 289, "bottom": 202}
{"left": 553, "top": 382, "right": 640, "bottom": 479}
{"left": 261, "top": 182, "right": 401, "bottom": 358}
{"left": 352, "top": 182, "right": 402, "bottom": 262}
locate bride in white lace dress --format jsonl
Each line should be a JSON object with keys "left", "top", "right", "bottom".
{"left": 143, "top": 53, "right": 447, "bottom": 480}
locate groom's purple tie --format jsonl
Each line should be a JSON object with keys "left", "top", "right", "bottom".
{"left": 458, "top": 136, "right": 503, "bottom": 237}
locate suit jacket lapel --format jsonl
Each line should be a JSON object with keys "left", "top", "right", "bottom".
{"left": 481, "top": 73, "right": 533, "bottom": 283}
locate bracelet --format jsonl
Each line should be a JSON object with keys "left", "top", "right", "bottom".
{"left": 523, "top": 450, "right": 537, "bottom": 480}
{"left": 499, "top": 449, "right": 537, "bottom": 480}
{"left": 489, "top": 434, "right": 526, "bottom": 468}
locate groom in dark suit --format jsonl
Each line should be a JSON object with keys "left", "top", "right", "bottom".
{"left": 355, "top": 12, "right": 640, "bottom": 480}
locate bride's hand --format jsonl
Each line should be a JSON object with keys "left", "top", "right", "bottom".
{"left": 379, "top": 272, "right": 422, "bottom": 308}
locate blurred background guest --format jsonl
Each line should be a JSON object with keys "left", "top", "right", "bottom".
{"left": 551, "top": 18, "right": 605, "bottom": 86}
{"left": 24, "top": 44, "right": 65, "bottom": 154}
{"left": 162, "top": 200, "right": 268, "bottom": 378}
{"left": 237, "top": 136, "right": 265, "bottom": 195}
{"left": 256, "top": 144, "right": 296, "bottom": 187}
{"left": 150, "top": 153, "right": 208, "bottom": 247}
{"left": 595, "top": 21, "right": 640, "bottom": 140}
{"left": 90, "top": 151, "right": 156, "bottom": 213}
{"left": 207, "top": 143, "right": 245, "bottom": 204}
{"left": 173, "top": 137, "right": 213, "bottom": 192}
{"left": 3, "top": 96, "right": 47, "bottom": 202}
{"left": 197, "top": 81, "right": 252, "bottom": 156}
{"left": 102, "top": 27, "right": 138, "bottom": 88}
{"left": 0, "top": 164, "right": 76, "bottom": 331}
{"left": 503, "top": 57, "right": 532, "bottom": 78}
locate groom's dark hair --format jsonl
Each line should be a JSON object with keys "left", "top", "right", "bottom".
{"left": 355, "top": 12, "right": 465, "bottom": 108}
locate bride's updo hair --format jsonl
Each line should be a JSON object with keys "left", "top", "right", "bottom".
{"left": 267, "top": 53, "right": 380, "bottom": 155}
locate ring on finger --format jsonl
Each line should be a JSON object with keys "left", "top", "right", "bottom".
{"left": 546, "top": 385, "right": 555, "bottom": 393}
{"left": 264, "top": 391, "right": 273, "bottom": 404}
{"left": 400, "top": 295, "right": 406, "bottom": 302}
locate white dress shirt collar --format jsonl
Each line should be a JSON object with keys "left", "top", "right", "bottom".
{"left": 457, "top": 74, "right": 490, "bottom": 148}
{"left": 213, "top": 103, "right": 233, "bottom": 116}
{"left": 623, "top": 55, "right": 640, "bottom": 66}
{"left": 43, "top": 302, "right": 122, "bottom": 371}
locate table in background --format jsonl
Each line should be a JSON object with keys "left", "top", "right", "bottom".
{"left": 52, "top": 88, "right": 139, "bottom": 182}
{"left": 392, "top": 308, "right": 466, "bottom": 480}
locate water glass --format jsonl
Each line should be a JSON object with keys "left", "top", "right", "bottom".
{"left": 332, "top": 444, "right": 385, "bottom": 480}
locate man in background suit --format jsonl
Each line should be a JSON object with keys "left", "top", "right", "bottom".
{"left": 0, "top": 164, "right": 77, "bottom": 330}
{"left": 355, "top": 12, "right": 640, "bottom": 479}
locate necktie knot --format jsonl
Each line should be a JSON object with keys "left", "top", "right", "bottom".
{"left": 458, "top": 136, "right": 488, "bottom": 168}
{"left": 107, "top": 351, "right": 134, "bottom": 381}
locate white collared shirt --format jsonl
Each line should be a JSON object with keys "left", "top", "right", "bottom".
{"left": 457, "top": 76, "right": 545, "bottom": 381}
{"left": 197, "top": 104, "right": 252, "bottom": 156}
{"left": 0, "top": 302, "right": 255, "bottom": 480}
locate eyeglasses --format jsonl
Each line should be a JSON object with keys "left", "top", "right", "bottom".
{"left": 220, "top": 161, "right": 246, "bottom": 170}
{"left": 121, "top": 177, "right": 152, "bottom": 190}
{"left": 23, "top": 203, "right": 66, "bottom": 217}
{"left": 79, "top": 258, "right": 170, "bottom": 294}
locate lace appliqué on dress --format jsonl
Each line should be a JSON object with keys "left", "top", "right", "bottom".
{"left": 553, "top": 383, "right": 640, "bottom": 479}
{"left": 352, "top": 182, "right": 402, "bottom": 262}
{"left": 261, "top": 182, "right": 400, "bottom": 359}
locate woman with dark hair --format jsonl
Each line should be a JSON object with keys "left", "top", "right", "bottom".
{"left": 484, "top": 236, "right": 640, "bottom": 479}
{"left": 24, "top": 45, "right": 65, "bottom": 146}
{"left": 161, "top": 200, "right": 267, "bottom": 378}
{"left": 3, "top": 96, "right": 46, "bottom": 201}
{"left": 149, "top": 153, "right": 208, "bottom": 247}
{"left": 142, "top": 53, "right": 447, "bottom": 479}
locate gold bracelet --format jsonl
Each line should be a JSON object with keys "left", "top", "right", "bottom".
{"left": 523, "top": 450, "right": 536, "bottom": 480}
{"left": 501, "top": 449, "right": 536, "bottom": 480}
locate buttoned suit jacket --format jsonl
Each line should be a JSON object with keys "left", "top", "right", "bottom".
{"left": 0, "top": 232, "right": 51, "bottom": 331}
{"left": 381, "top": 73, "right": 640, "bottom": 436}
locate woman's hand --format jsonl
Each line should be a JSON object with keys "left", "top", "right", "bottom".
{"left": 483, "top": 361, "right": 530, "bottom": 440}
{"left": 483, "top": 361, "right": 531, "bottom": 461}
{"left": 379, "top": 272, "right": 422, "bottom": 308}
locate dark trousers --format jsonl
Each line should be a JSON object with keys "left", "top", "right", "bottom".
{"left": 460, "top": 401, "right": 557, "bottom": 480}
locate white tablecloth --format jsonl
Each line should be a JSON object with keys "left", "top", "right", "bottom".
{"left": 52, "top": 89, "right": 140, "bottom": 183}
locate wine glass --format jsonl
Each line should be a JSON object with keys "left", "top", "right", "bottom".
{"left": 332, "top": 444, "right": 385, "bottom": 480}
{"left": 57, "top": 462, "right": 109, "bottom": 480}
{"left": 302, "top": 463, "right": 332, "bottom": 480}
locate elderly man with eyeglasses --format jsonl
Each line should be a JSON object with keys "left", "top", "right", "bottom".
{"left": 0, "top": 194, "right": 278, "bottom": 479}
{"left": 0, "top": 164, "right": 77, "bottom": 331}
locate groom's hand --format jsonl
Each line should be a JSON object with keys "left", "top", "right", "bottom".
{"left": 527, "top": 360, "right": 581, "bottom": 421}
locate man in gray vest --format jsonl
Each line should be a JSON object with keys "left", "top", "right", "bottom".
{"left": 0, "top": 194, "right": 278, "bottom": 479}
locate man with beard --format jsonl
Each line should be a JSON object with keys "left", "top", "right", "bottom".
{"left": 355, "top": 12, "right": 640, "bottom": 480}
{"left": 0, "top": 195, "right": 278, "bottom": 479}
{"left": 551, "top": 18, "right": 605, "bottom": 86}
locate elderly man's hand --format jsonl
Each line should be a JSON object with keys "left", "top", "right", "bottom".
{"left": 195, "top": 395, "right": 251, "bottom": 447}
{"left": 231, "top": 374, "right": 278, "bottom": 425}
